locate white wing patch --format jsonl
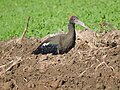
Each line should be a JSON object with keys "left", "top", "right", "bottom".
{"left": 42, "top": 42, "right": 50, "bottom": 46}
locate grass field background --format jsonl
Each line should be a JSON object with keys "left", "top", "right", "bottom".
{"left": 0, "top": 0, "right": 120, "bottom": 40}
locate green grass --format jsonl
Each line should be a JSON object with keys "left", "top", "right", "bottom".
{"left": 0, "top": 0, "right": 120, "bottom": 40}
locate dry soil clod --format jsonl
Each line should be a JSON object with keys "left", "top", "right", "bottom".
{"left": 0, "top": 57, "right": 22, "bottom": 76}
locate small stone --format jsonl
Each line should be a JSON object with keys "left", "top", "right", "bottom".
{"left": 3, "top": 81, "right": 14, "bottom": 90}
{"left": 27, "top": 82, "right": 35, "bottom": 88}
{"left": 51, "top": 79, "right": 60, "bottom": 89}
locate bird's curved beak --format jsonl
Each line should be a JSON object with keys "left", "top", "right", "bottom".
{"left": 74, "top": 19, "right": 90, "bottom": 29}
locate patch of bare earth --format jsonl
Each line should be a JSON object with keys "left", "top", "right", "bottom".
{"left": 0, "top": 30, "right": 120, "bottom": 90}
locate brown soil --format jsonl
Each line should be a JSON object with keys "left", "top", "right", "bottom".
{"left": 0, "top": 30, "right": 120, "bottom": 90}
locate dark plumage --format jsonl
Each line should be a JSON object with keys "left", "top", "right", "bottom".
{"left": 32, "top": 16, "right": 89, "bottom": 55}
{"left": 33, "top": 43, "right": 58, "bottom": 55}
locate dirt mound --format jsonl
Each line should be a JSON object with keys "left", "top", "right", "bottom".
{"left": 0, "top": 30, "right": 120, "bottom": 90}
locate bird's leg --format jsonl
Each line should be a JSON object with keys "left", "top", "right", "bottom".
{"left": 57, "top": 50, "right": 60, "bottom": 54}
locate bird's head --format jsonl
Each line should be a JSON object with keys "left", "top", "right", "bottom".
{"left": 69, "top": 16, "right": 89, "bottom": 29}
{"left": 69, "top": 16, "right": 80, "bottom": 24}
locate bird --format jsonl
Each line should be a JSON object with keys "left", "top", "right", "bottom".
{"left": 32, "top": 16, "right": 90, "bottom": 55}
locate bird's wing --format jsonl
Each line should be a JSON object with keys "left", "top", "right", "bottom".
{"left": 41, "top": 33, "right": 66, "bottom": 45}
{"left": 32, "top": 33, "right": 66, "bottom": 55}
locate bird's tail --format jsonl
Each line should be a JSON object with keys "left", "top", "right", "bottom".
{"left": 32, "top": 48, "right": 41, "bottom": 55}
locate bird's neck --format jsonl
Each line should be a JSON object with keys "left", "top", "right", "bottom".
{"left": 67, "top": 23, "right": 75, "bottom": 35}
{"left": 67, "top": 23, "right": 76, "bottom": 42}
